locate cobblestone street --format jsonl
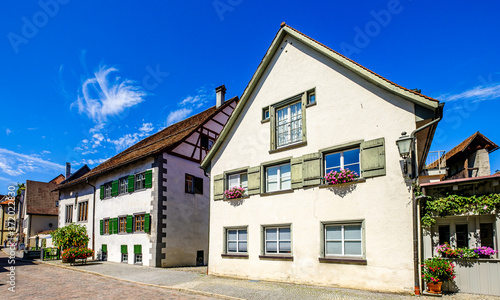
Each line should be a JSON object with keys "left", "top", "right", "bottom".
{"left": 2, "top": 250, "right": 499, "bottom": 300}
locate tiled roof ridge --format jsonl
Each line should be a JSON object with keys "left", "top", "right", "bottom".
{"left": 282, "top": 24, "right": 439, "bottom": 103}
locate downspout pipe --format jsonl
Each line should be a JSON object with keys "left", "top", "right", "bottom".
{"left": 85, "top": 178, "right": 96, "bottom": 260}
{"left": 409, "top": 103, "right": 443, "bottom": 295}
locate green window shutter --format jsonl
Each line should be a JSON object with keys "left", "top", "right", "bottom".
{"left": 361, "top": 138, "right": 386, "bottom": 178}
{"left": 128, "top": 175, "right": 135, "bottom": 192}
{"left": 100, "top": 186, "right": 104, "bottom": 200}
{"left": 291, "top": 157, "right": 303, "bottom": 189}
{"left": 126, "top": 215, "right": 133, "bottom": 233}
{"left": 144, "top": 214, "right": 151, "bottom": 233}
{"left": 302, "top": 152, "right": 321, "bottom": 186}
{"left": 134, "top": 244, "right": 142, "bottom": 254}
{"left": 121, "top": 245, "right": 127, "bottom": 254}
{"left": 247, "top": 166, "right": 261, "bottom": 195}
{"left": 112, "top": 218, "right": 118, "bottom": 234}
{"left": 102, "top": 244, "right": 107, "bottom": 252}
{"left": 213, "top": 174, "right": 224, "bottom": 201}
{"left": 111, "top": 180, "right": 119, "bottom": 197}
{"left": 269, "top": 106, "right": 276, "bottom": 150}
{"left": 145, "top": 170, "right": 153, "bottom": 189}
{"left": 301, "top": 93, "right": 307, "bottom": 142}
{"left": 194, "top": 176, "right": 203, "bottom": 194}
{"left": 100, "top": 220, "right": 104, "bottom": 235}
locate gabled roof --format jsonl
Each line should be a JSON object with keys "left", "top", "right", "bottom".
{"left": 428, "top": 132, "right": 499, "bottom": 169}
{"left": 57, "top": 97, "right": 238, "bottom": 190}
{"left": 25, "top": 180, "right": 59, "bottom": 215}
{"left": 201, "top": 23, "right": 440, "bottom": 170}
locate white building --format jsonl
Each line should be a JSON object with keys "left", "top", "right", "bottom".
{"left": 201, "top": 24, "right": 442, "bottom": 293}
{"left": 56, "top": 90, "right": 237, "bottom": 267}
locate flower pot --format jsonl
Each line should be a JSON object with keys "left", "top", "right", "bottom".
{"left": 426, "top": 281, "right": 443, "bottom": 294}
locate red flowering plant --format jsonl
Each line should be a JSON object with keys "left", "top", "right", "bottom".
{"left": 323, "top": 169, "right": 359, "bottom": 185}
{"left": 62, "top": 247, "right": 94, "bottom": 260}
{"left": 224, "top": 186, "right": 246, "bottom": 199}
{"left": 422, "top": 257, "right": 456, "bottom": 284}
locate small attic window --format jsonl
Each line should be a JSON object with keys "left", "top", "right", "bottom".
{"left": 201, "top": 134, "right": 214, "bottom": 150}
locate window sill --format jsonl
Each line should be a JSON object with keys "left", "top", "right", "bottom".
{"left": 224, "top": 195, "right": 250, "bottom": 201}
{"left": 259, "top": 255, "right": 293, "bottom": 261}
{"left": 319, "top": 178, "right": 366, "bottom": 189}
{"left": 221, "top": 253, "right": 249, "bottom": 259}
{"left": 306, "top": 102, "right": 317, "bottom": 108}
{"left": 269, "top": 141, "right": 307, "bottom": 154}
{"left": 260, "top": 189, "right": 294, "bottom": 197}
{"left": 261, "top": 118, "right": 270, "bottom": 124}
{"left": 319, "top": 257, "right": 367, "bottom": 265}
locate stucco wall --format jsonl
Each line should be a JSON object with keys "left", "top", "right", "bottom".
{"left": 468, "top": 149, "right": 491, "bottom": 177}
{"left": 162, "top": 153, "right": 209, "bottom": 267}
{"left": 208, "top": 34, "right": 417, "bottom": 293}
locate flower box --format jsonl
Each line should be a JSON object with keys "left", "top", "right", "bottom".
{"left": 224, "top": 187, "right": 246, "bottom": 199}
{"left": 322, "top": 169, "right": 359, "bottom": 186}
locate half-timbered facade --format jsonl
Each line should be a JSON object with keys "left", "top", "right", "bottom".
{"left": 201, "top": 24, "right": 442, "bottom": 293}
{"left": 56, "top": 89, "right": 237, "bottom": 267}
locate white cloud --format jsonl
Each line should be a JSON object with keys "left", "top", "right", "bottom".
{"left": 41, "top": 150, "right": 51, "bottom": 155}
{"left": 73, "top": 66, "right": 147, "bottom": 125}
{"left": 438, "top": 83, "right": 500, "bottom": 103}
{"left": 0, "top": 148, "right": 64, "bottom": 177}
{"left": 165, "top": 85, "right": 214, "bottom": 127}
{"left": 0, "top": 176, "right": 11, "bottom": 182}
{"left": 6, "top": 129, "right": 11, "bottom": 136}
{"left": 80, "top": 158, "right": 109, "bottom": 166}
{"left": 166, "top": 108, "right": 192, "bottom": 126}
{"left": 108, "top": 122, "right": 155, "bottom": 151}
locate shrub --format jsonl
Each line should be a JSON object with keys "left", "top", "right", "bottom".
{"left": 422, "top": 257, "right": 456, "bottom": 284}
{"left": 52, "top": 223, "right": 89, "bottom": 250}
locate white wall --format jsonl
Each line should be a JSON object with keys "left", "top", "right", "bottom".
{"left": 208, "top": 34, "right": 418, "bottom": 293}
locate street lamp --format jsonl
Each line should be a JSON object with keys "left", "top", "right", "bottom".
{"left": 396, "top": 132, "right": 413, "bottom": 159}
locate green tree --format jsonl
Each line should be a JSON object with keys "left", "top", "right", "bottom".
{"left": 52, "top": 223, "right": 89, "bottom": 250}
{"left": 16, "top": 183, "right": 25, "bottom": 196}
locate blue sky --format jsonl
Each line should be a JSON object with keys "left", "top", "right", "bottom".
{"left": 1, "top": 1, "right": 499, "bottom": 192}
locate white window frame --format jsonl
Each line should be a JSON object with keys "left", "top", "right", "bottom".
{"left": 104, "top": 182, "right": 112, "bottom": 198}
{"left": 121, "top": 253, "right": 128, "bottom": 263}
{"left": 135, "top": 172, "right": 146, "bottom": 190}
{"left": 228, "top": 173, "right": 248, "bottom": 195}
{"left": 324, "top": 148, "right": 361, "bottom": 175}
{"left": 264, "top": 226, "right": 291, "bottom": 255}
{"left": 119, "top": 177, "right": 128, "bottom": 195}
{"left": 324, "top": 223, "right": 363, "bottom": 257}
{"left": 77, "top": 201, "right": 88, "bottom": 222}
{"left": 135, "top": 253, "right": 142, "bottom": 264}
{"left": 65, "top": 205, "right": 73, "bottom": 223}
{"left": 266, "top": 163, "right": 291, "bottom": 192}
{"left": 226, "top": 228, "right": 248, "bottom": 253}
{"left": 276, "top": 101, "right": 302, "bottom": 148}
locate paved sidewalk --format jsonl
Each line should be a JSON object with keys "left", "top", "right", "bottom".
{"left": 5, "top": 249, "right": 499, "bottom": 300}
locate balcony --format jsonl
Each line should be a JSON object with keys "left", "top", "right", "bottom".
{"left": 422, "top": 150, "right": 447, "bottom": 176}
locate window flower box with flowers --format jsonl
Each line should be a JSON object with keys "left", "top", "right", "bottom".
{"left": 224, "top": 187, "right": 246, "bottom": 200}
{"left": 435, "top": 243, "right": 498, "bottom": 259}
{"left": 322, "top": 169, "right": 362, "bottom": 187}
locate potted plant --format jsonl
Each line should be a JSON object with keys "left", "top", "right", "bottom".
{"left": 323, "top": 169, "right": 359, "bottom": 185}
{"left": 62, "top": 247, "right": 94, "bottom": 265}
{"left": 435, "top": 243, "right": 463, "bottom": 258}
{"left": 473, "top": 246, "right": 498, "bottom": 258}
{"left": 224, "top": 186, "right": 246, "bottom": 199}
{"left": 421, "top": 257, "right": 456, "bottom": 294}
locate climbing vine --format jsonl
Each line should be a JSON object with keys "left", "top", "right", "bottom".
{"left": 420, "top": 193, "right": 500, "bottom": 228}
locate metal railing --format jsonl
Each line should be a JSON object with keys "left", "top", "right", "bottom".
{"left": 425, "top": 150, "right": 446, "bottom": 170}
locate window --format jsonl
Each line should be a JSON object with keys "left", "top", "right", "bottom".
{"left": 135, "top": 253, "right": 142, "bottom": 264}
{"left": 262, "top": 107, "right": 270, "bottom": 121}
{"left": 119, "top": 217, "right": 127, "bottom": 233}
{"left": 438, "top": 225, "right": 450, "bottom": 245}
{"left": 265, "top": 226, "right": 291, "bottom": 254}
{"left": 103, "top": 219, "right": 110, "bottom": 235}
{"left": 228, "top": 173, "right": 248, "bottom": 195}
{"left": 456, "top": 224, "right": 468, "bottom": 248}
{"left": 135, "top": 172, "right": 146, "bottom": 190}
{"left": 104, "top": 182, "right": 112, "bottom": 198}
{"left": 266, "top": 163, "right": 291, "bottom": 192}
{"left": 101, "top": 244, "right": 107, "bottom": 261}
{"left": 185, "top": 174, "right": 194, "bottom": 193}
{"left": 480, "top": 223, "right": 494, "bottom": 248}
{"left": 65, "top": 205, "right": 73, "bottom": 223}
{"left": 119, "top": 177, "right": 128, "bottom": 195}
{"left": 185, "top": 174, "right": 203, "bottom": 194}
{"left": 325, "top": 148, "right": 360, "bottom": 176}
{"left": 134, "top": 214, "right": 145, "bottom": 232}
{"left": 77, "top": 201, "right": 88, "bottom": 222}
{"left": 200, "top": 134, "right": 215, "bottom": 150}
{"left": 226, "top": 228, "right": 247, "bottom": 253}
{"left": 325, "top": 223, "right": 363, "bottom": 257}
{"left": 276, "top": 102, "right": 302, "bottom": 147}
{"left": 307, "top": 90, "right": 316, "bottom": 105}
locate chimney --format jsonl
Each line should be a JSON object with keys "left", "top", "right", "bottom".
{"left": 65, "top": 162, "right": 71, "bottom": 179}
{"left": 216, "top": 85, "right": 226, "bottom": 108}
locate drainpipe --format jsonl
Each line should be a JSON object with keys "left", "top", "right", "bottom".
{"left": 85, "top": 178, "right": 96, "bottom": 260}
{"left": 409, "top": 103, "right": 443, "bottom": 295}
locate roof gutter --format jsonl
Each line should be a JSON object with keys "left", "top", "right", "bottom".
{"left": 409, "top": 102, "right": 443, "bottom": 296}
